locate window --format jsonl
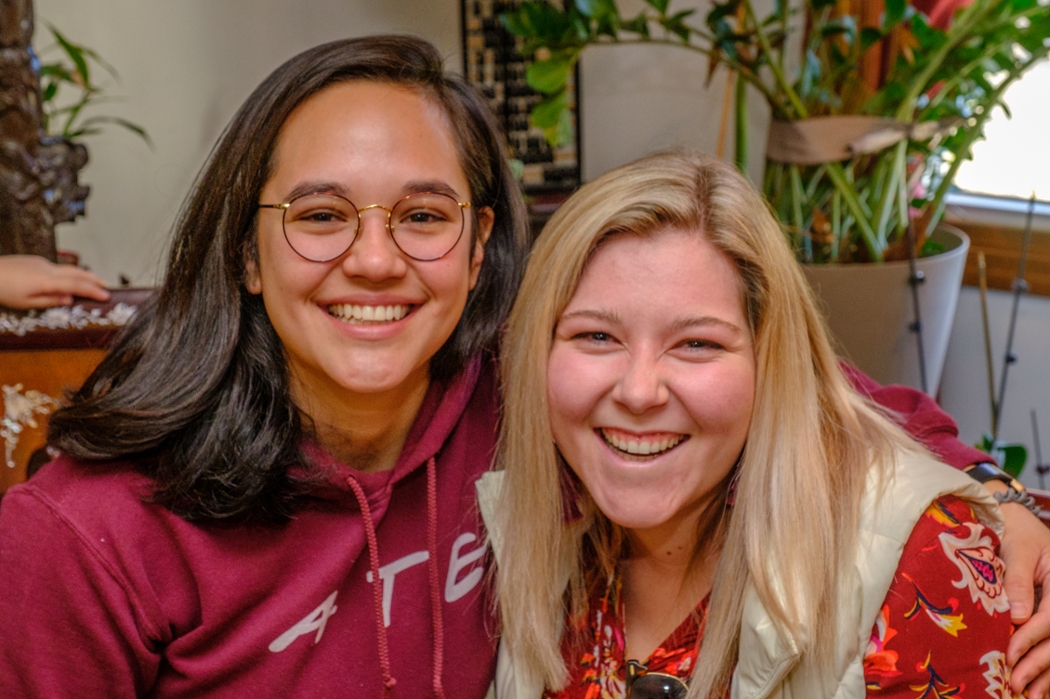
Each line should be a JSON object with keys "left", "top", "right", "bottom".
{"left": 953, "top": 61, "right": 1050, "bottom": 202}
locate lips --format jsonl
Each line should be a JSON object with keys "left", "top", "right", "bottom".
{"left": 327, "top": 303, "right": 411, "bottom": 324}
{"left": 599, "top": 428, "right": 687, "bottom": 457}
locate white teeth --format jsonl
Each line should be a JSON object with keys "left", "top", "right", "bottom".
{"left": 601, "top": 430, "right": 684, "bottom": 457}
{"left": 328, "top": 304, "right": 409, "bottom": 324}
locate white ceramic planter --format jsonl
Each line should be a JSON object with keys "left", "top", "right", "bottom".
{"left": 802, "top": 226, "right": 970, "bottom": 395}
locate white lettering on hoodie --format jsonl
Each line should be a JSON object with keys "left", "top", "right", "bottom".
{"left": 270, "top": 534, "right": 487, "bottom": 651}
{"left": 268, "top": 591, "right": 339, "bottom": 652}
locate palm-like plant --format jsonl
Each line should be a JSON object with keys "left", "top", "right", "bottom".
{"left": 503, "top": 0, "right": 1050, "bottom": 262}
{"left": 37, "top": 24, "right": 151, "bottom": 146}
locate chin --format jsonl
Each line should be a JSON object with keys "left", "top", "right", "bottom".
{"left": 594, "top": 499, "right": 673, "bottom": 532}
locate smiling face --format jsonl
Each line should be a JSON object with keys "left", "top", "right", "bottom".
{"left": 547, "top": 228, "right": 756, "bottom": 538}
{"left": 248, "top": 81, "right": 492, "bottom": 410}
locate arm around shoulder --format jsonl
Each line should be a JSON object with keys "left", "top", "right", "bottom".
{"left": 864, "top": 495, "right": 1014, "bottom": 698}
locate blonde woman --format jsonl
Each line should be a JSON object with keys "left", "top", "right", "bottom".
{"left": 489, "top": 151, "right": 1016, "bottom": 698}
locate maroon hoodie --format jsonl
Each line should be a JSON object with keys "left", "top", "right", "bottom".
{"left": 0, "top": 356, "right": 984, "bottom": 698}
{"left": 0, "top": 356, "right": 499, "bottom": 699}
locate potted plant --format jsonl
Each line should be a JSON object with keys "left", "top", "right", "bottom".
{"left": 503, "top": 0, "right": 1050, "bottom": 391}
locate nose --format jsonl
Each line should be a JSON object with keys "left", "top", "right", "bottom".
{"left": 341, "top": 207, "right": 408, "bottom": 281}
{"left": 612, "top": 351, "right": 669, "bottom": 414}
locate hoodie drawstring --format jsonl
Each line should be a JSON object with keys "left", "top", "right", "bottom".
{"left": 425, "top": 455, "right": 447, "bottom": 699}
{"left": 346, "top": 455, "right": 445, "bottom": 699}
{"left": 346, "top": 475, "right": 397, "bottom": 696}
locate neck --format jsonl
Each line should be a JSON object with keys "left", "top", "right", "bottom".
{"left": 620, "top": 502, "right": 721, "bottom": 662}
{"left": 293, "top": 365, "right": 431, "bottom": 473}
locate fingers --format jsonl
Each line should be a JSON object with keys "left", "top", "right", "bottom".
{"left": 20, "top": 293, "right": 76, "bottom": 309}
{"left": 1011, "top": 628, "right": 1050, "bottom": 698}
{"left": 1000, "top": 500, "right": 1050, "bottom": 696}
{"left": 999, "top": 501, "right": 1040, "bottom": 623}
{"left": 48, "top": 266, "right": 111, "bottom": 302}
{"left": 0, "top": 255, "right": 110, "bottom": 309}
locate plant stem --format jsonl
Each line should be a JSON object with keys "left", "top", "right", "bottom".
{"left": 734, "top": 73, "right": 748, "bottom": 172}
{"left": 745, "top": 0, "right": 808, "bottom": 119}
{"left": 789, "top": 164, "right": 808, "bottom": 260}
{"left": 825, "top": 162, "right": 882, "bottom": 260}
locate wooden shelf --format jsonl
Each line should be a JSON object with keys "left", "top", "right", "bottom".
{"left": 955, "top": 223, "right": 1050, "bottom": 297}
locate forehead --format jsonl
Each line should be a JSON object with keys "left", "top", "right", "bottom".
{"left": 266, "top": 81, "right": 468, "bottom": 196}
{"left": 575, "top": 227, "right": 742, "bottom": 299}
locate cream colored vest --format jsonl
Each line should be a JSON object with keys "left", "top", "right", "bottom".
{"left": 478, "top": 451, "right": 1003, "bottom": 699}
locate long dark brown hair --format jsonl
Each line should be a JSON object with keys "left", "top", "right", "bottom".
{"left": 48, "top": 36, "right": 529, "bottom": 523}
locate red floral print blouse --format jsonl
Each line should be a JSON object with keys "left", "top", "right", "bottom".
{"left": 545, "top": 495, "right": 1015, "bottom": 699}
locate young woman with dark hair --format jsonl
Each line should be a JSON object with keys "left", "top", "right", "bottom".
{"left": 0, "top": 35, "right": 527, "bottom": 698}
{"left": 2, "top": 35, "right": 1050, "bottom": 699}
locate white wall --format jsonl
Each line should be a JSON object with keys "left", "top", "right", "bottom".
{"left": 941, "top": 288, "right": 1050, "bottom": 488}
{"left": 577, "top": 0, "right": 773, "bottom": 185}
{"left": 34, "top": 0, "right": 462, "bottom": 285}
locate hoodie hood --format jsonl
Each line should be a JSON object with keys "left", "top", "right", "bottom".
{"left": 300, "top": 354, "right": 485, "bottom": 506}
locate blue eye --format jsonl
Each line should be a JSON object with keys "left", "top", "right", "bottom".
{"left": 683, "top": 339, "right": 723, "bottom": 350}
{"left": 569, "top": 331, "right": 613, "bottom": 343}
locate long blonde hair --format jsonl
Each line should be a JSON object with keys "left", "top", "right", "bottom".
{"left": 495, "top": 151, "right": 918, "bottom": 697}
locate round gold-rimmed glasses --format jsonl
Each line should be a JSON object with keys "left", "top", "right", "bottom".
{"left": 625, "top": 660, "right": 689, "bottom": 699}
{"left": 258, "top": 191, "right": 472, "bottom": 262}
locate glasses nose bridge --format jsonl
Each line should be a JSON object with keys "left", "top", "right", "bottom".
{"left": 356, "top": 202, "right": 395, "bottom": 234}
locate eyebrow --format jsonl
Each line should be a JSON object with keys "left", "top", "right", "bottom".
{"left": 669, "top": 315, "right": 746, "bottom": 335}
{"left": 281, "top": 179, "right": 463, "bottom": 203}
{"left": 557, "top": 309, "right": 745, "bottom": 335}
{"left": 556, "top": 309, "right": 622, "bottom": 326}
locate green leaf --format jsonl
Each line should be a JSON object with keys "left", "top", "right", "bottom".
{"left": 810, "top": 0, "right": 838, "bottom": 10}
{"left": 574, "top": 0, "right": 596, "bottom": 17}
{"left": 531, "top": 90, "right": 570, "bottom": 130}
{"left": 47, "top": 24, "right": 91, "bottom": 88}
{"left": 1000, "top": 444, "right": 1028, "bottom": 478}
{"left": 526, "top": 54, "right": 575, "bottom": 94}
{"left": 546, "top": 105, "right": 575, "bottom": 147}
{"left": 623, "top": 12, "right": 651, "bottom": 38}
{"left": 976, "top": 434, "right": 1029, "bottom": 479}
{"left": 919, "top": 238, "right": 945, "bottom": 256}
{"left": 503, "top": 2, "right": 573, "bottom": 43}
{"left": 643, "top": 0, "right": 670, "bottom": 13}
{"left": 662, "top": 8, "right": 696, "bottom": 42}
{"left": 883, "top": 0, "right": 906, "bottom": 30}
{"left": 500, "top": 10, "right": 531, "bottom": 37}
{"left": 861, "top": 27, "right": 884, "bottom": 50}
{"left": 76, "top": 115, "right": 154, "bottom": 148}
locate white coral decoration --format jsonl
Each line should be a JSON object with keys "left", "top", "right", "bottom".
{"left": 0, "top": 302, "right": 136, "bottom": 336}
{"left": 2, "top": 384, "right": 59, "bottom": 468}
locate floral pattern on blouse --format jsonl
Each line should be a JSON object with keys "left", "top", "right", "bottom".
{"left": 546, "top": 496, "right": 1016, "bottom": 699}
{"left": 542, "top": 572, "right": 708, "bottom": 699}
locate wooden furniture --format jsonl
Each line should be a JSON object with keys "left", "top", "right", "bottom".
{"left": 0, "top": 288, "right": 152, "bottom": 493}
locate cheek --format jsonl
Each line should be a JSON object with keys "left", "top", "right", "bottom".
{"left": 546, "top": 348, "right": 616, "bottom": 448}
{"left": 680, "top": 365, "right": 756, "bottom": 439}
{"left": 428, "top": 250, "right": 476, "bottom": 306}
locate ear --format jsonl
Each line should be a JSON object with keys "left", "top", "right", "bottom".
{"left": 468, "top": 206, "right": 494, "bottom": 291}
{"left": 245, "top": 250, "right": 263, "bottom": 295}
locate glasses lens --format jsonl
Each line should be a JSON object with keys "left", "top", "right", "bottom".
{"left": 626, "top": 672, "right": 689, "bottom": 699}
{"left": 390, "top": 192, "right": 465, "bottom": 261}
{"left": 283, "top": 193, "right": 358, "bottom": 262}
